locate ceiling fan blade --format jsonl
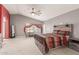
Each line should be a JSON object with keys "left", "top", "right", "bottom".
{"left": 31, "top": 8, "right": 42, "bottom": 16}
{"left": 32, "top": 8, "right": 34, "bottom": 10}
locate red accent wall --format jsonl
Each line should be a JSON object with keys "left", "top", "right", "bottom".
{"left": 0, "top": 4, "right": 10, "bottom": 39}
{"left": 0, "top": 5, "right": 2, "bottom": 33}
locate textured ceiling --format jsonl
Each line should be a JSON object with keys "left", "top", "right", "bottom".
{"left": 3, "top": 4, "right": 79, "bottom": 21}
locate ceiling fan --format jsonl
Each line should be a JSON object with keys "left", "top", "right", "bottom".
{"left": 31, "top": 8, "right": 42, "bottom": 16}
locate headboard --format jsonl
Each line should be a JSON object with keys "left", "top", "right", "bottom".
{"left": 53, "top": 24, "right": 73, "bottom": 37}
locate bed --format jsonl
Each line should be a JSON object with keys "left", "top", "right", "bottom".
{"left": 34, "top": 24, "right": 72, "bottom": 54}
{"left": 34, "top": 33, "right": 69, "bottom": 54}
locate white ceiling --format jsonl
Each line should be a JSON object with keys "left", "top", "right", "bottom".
{"left": 3, "top": 4, "right": 79, "bottom": 21}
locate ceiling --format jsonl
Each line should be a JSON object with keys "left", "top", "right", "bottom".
{"left": 3, "top": 4, "right": 79, "bottom": 21}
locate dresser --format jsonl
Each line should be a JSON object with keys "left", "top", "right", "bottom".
{"left": 69, "top": 38, "right": 79, "bottom": 52}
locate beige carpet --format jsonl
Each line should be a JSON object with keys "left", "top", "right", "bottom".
{"left": 0, "top": 36, "right": 42, "bottom": 55}
{"left": 0, "top": 36, "right": 79, "bottom": 55}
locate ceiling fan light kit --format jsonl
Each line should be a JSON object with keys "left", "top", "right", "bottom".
{"left": 31, "top": 12, "right": 35, "bottom": 16}
{"left": 31, "top": 8, "right": 42, "bottom": 16}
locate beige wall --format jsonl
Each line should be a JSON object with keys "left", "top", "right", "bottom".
{"left": 10, "top": 14, "right": 43, "bottom": 36}
{"left": 10, "top": 8, "right": 79, "bottom": 39}
{"left": 44, "top": 9, "right": 79, "bottom": 39}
